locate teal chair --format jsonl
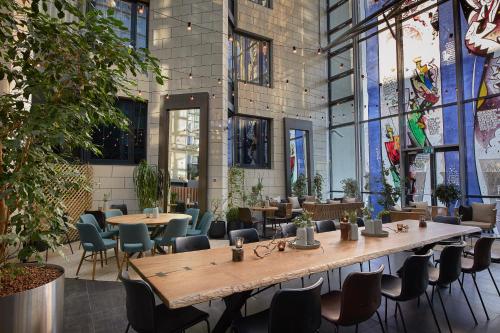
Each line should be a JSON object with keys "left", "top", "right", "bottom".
{"left": 76, "top": 223, "right": 119, "bottom": 280}
{"left": 186, "top": 208, "right": 200, "bottom": 231}
{"left": 187, "top": 211, "right": 214, "bottom": 236}
{"left": 80, "top": 214, "right": 116, "bottom": 239}
{"left": 154, "top": 218, "right": 189, "bottom": 250}
{"left": 118, "top": 223, "right": 154, "bottom": 275}
{"left": 104, "top": 209, "right": 122, "bottom": 235}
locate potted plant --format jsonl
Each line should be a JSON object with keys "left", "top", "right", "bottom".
{"left": 434, "top": 183, "right": 461, "bottom": 210}
{"left": 226, "top": 207, "right": 242, "bottom": 235}
{"left": 312, "top": 173, "right": 324, "bottom": 201}
{"left": 346, "top": 210, "right": 359, "bottom": 241}
{"left": 293, "top": 210, "right": 314, "bottom": 246}
{"left": 226, "top": 167, "right": 246, "bottom": 234}
{"left": 377, "top": 210, "right": 391, "bottom": 224}
{"left": 102, "top": 192, "right": 110, "bottom": 211}
{"left": 341, "top": 178, "right": 359, "bottom": 202}
{"left": 209, "top": 198, "right": 226, "bottom": 239}
{"left": 133, "top": 160, "right": 167, "bottom": 211}
{"left": 292, "top": 174, "right": 308, "bottom": 201}
{"left": 0, "top": 1, "right": 166, "bottom": 331}
{"left": 248, "top": 176, "right": 264, "bottom": 207}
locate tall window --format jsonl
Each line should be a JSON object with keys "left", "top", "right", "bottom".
{"left": 229, "top": 115, "right": 271, "bottom": 168}
{"left": 92, "top": 0, "right": 148, "bottom": 49}
{"left": 87, "top": 98, "right": 147, "bottom": 164}
{"left": 232, "top": 32, "right": 271, "bottom": 86}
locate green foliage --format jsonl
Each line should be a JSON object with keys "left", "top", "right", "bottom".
{"left": 133, "top": 160, "right": 166, "bottom": 210}
{"left": 0, "top": 0, "right": 167, "bottom": 268}
{"left": 210, "top": 198, "right": 227, "bottom": 221}
{"left": 247, "top": 176, "right": 264, "bottom": 207}
{"left": 377, "top": 168, "right": 400, "bottom": 210}
{"left": 377, "top": 210, "right": 391, "bottom": 219}
{"left": 434, "top": 183, "right": 461, "bottom": 207}
{"left": 293, "top": 210, "right": 314, "bottom": 228}
{"left": 225, "top": 207, "right": 239, "bottom": 223}
{"left": 292, "top": 174, "right": 308, "bottom": 198}
{"left": 312, "top": 173, "right": 324, "bottom": 200}
{"left": 228, "top": 167, "right": 246, "bottom": 208}
{"left": 345, "top": 210, "right": 358, "bottom": 224}
{"left": 341, "top": 178, "right": 359, "bottom": 198}
{"left": 361, "top": 204, "right": 373, "bottom": 220}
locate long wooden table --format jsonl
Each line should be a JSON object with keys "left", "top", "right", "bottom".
{"left": 131, "top": 221, "right": 480, "bottom": 332}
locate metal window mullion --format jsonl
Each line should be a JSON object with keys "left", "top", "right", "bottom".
{"left": 352, "top": 0, "right": 362, "bottom": 194}
{"left": 396, "top": 14, "right": 406, "bottom": 206}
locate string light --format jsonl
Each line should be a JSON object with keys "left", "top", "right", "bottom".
{"left": 108, "top": 0, "right": 116, "bottom": 8}
{"left": 228, "top": 34, "right": 233, "bottom": 42}
{"left": 212, "top": 94, "right": 216, "bottom": 99}
{"left": 189, "top": 72, "right": 193, "bottom": 79}
{"left": 187, "top": 22, "right": 192, "bottom": 31}
{"left": 189, "top": 95, "right": 194, "bottom": 101}
{"left": 138, "top": 90, "right": 142, "bottom": 97}
{"left": 317, "top": 48, "right": 322, "bottom": 55}
{"left": 292, "top": 46, "right": 297, "bottom": 54}
{"left": 217, "top": 78, "right": 221, "bottom": 84}
{"left": 165, "top": 94, "right": 170, "bottom": 99}
{"left": 138, "top": 4, "right": 144, "bottom": 15}
{"left": 266, "top": 105, "right": 270, "bottom": 110}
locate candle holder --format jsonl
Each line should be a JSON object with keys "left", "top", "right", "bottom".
{"left": 235, "top": 237, "right": 244, "bottom": 249}
{"left": 278, "top": 240, "right": 286, "bottom": 251}
{"left": 419, "top": 216, "right": 427, "bottom": 228}
{"left": 232, "top": 248, "right": 244, "bottom": 262}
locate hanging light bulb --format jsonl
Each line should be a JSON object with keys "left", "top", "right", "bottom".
{"left": 304, "top": 89, "right": 308, "bottom": 94}
{"left": 228, "top": 34, "right": 233, "bottom": 42}
{"left": 189, "top": 72, "right": 193, "bottom": 79}
{"left": 108, "top": 0, "right": 116, "bottom": 8}
{"left": 217, "top": 78, "right": 221, "bottom": 84}
{"left": 321, "top": 96, "right": 325, "bottom": 100}
{"left": 317, "top": 48, "right": 321, "bottom": 55}
{"left": 165, "top": 94, "right": 170, "bottom": 99}
{"left": 138, "top": 90, "right": 142, "bottom": 97}
{"left": 190, "top": 95, "right": 194, "bottom": 101}
{"left": 187, "top": 22, "right": 192, "bottom": 31}
{"left": 212, "top": 94, "right": 216, "bottom": 99}
{"left": 138, "top": 4, "right": 144, "bottom": 15}
{"left": 292, "top": 46, "right": 297, "bottom": 53}
{"left": 266, "top": 105, "right": 270, "bottom": 110}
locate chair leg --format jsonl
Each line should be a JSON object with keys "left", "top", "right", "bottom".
{"left": 327, "top": 270, "right": 331, "bottom": 292}
{"left": 205, "top": 319, "right": 210, "bottom": 333}
{"left": 355, "top": 324, "right": 359, "bottom": 333}
{"left": 301, "top": 277, "right": 304, "bottom": 288}
{"left": 339, "top": 268, "right": 342, "bottom": 289}
{"left": 360, "top": 262, "right": 363, "bottom": 272}
{"left": 436, "top": 287, "right": 453, "bottom": 333}
{"left": 396, "top": 302, "right": 407, "bottom": 333}
{"left": 66, "top": 232, "right": 74, "bottom": 254}
{"left": 99, "top": 251, "right": 104, "bottom": 268}
{"left": 376, "top": 310, "right": 386, "bottom": 333}
{"left": 425, "top": 290, "right": 442, "bottom": 333}
{"left": 91, "top": 252, "right": 97, "bottom": 281}
{"left": 114, "top": 247, "right": 121, "bottom": 271}
{"left": 104, "top": 250, "right": 108, "bottom": 265}
{"left": 458, "top": 277, "right": 478, "bottom": 325}
{"left": 125, "top": 323, "right": 130, "bottom": 333}
{"left": 487, "top": 268, "right": 500, "bottom": 297}
{"left": 431, "top": 285, "right": 435, "bottom": 304}
{"left": 385, "top": 297, "right": 388, "bottom": 323}
{"left": 76, "top": 250, "right": 86, "bottom": 276}
{"left": 368, "top": 260, "right": 371, "bottom": 272}
{"left": 471, "top": 273, "right": 490, "bottom": 320}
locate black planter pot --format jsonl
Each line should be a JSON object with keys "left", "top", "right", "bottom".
{"left": 226, "top": 220, "right": 243, "bottom": 236}
{"left": 209, "top": 220, "right": 226, "bottom": 239}
{"left": 381, "top": 215, "right": 391, "bottom": 224}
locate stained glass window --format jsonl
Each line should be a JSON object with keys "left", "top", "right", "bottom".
{"left": 232, "top": 33, "right": 271, "bottom": 86}
{"left": 231, "top": 116, "right": 271, "bottom": 168}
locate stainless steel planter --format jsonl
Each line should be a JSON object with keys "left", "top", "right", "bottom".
{"left": 0, "top": 264, "right": 65, "bottom": 333}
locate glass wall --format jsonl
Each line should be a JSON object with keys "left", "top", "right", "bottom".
{"left": 328, "top": 0, "right": 500, "bottom": 216}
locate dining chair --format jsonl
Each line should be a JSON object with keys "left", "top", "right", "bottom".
{"left": 460, "top": 236, "right": 498, "bottom": 320}
{"left": 120, "top": 271, "right": 210, "bottom": 333}
{"left": 238, "top": 207, "right": 261, "bottom": 230}
{"left": 280, "top": 223, "right": 297, "bottom": 237}
{"left": 80, "top": 213, "right": 116, "bottom": 239}
{"left": 104, "top": 209, "right": 122, "bottom": 234}
{"left": 229, "top": 228, "right": 260, "bottom": 246}
{"left": 154, "top": 218, "right": 189, "bottom": 252}
{"left": 118, "top": 223, "right": 155, "bottom": 274}
{"left": 75, "top": 223, "right": 119, "bottom": 280}
{"left": 110, "top": 203, "right": 128, "bottom": 215}
{"left": 321, "top": 265, "right": 385, "bottom": 333}
{"left": 315, "top": 220, "right": 336, "bottom": 233}
{"left": 187, "top": 211, "right": 214, "bottom": 236}
{"left": 267, "top": 203, "right": 293, "bottom": 230}
{"left": 429, "top": 242, "right": 477, "bottom": 332}
{"left": 381, "top": 250, "right": 441, "bottom": 333}
{"left": 186, "top": 208, "right": 200, "bottom": 230}
{"left": 232, "top": 278, "right": 323, "bottom": 333}
{"left": 174, "top": 235, "right": 211, "bottom": 253}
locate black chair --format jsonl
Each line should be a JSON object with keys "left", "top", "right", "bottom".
{"left": 110, "top": 204, "right": 128, "bottom": 215}
{"left": 461, "top": 237, "right": 498, "bottom": 320}
{"left": 229, "top": 229, "right": 260, "bottom": 246}
{"left": 232, "top": 278, "right": 324, "bottom": 333}
{"left": 433, "top": 216, "right": 462, "bottom": 245}
{"left": 280, "top": 223, "right": 297, "bottom": 237}
{"left": 120, "top": 272, "right": 210, "bottom": 333}
{"left": 381, "top": 250, "right": 441, "bottom": 333}
{"left": 315, "top": 220, "right": 336, "bottom": 233}
{"left": 321, "top": 265, "right": 385, "bottom": 333}
{"left": 238, "top": 207, "right": 261, "bottom": 230}
{"left": 429, "top": 242, "right": 477, "bottom": 332}
{"left": 174, "top": 235, "right": 210, "bottom": 253}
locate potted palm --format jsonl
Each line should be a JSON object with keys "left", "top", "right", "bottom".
{"left": 434, "top": 183, "right": 461, "bottom": 210}
{"left": 133, "top": 160, "right": 168, "bottom": 212}
{"left": 341, "top": 178, "right": 359, "bottom": 202}
{"left": 292, "top": 174, "right": 308, "bottom": 200}
{"left": 0, "top": 1, "right": 166, "bottom": 332}
{"left": 312, "top": 173, "right": 324, "bottom": 201}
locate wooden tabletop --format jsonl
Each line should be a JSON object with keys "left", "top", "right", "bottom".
{"left": 130, "top": 221, "right": 480, "bottom": 309}
{"left": 107, "top": 213, "right": 192, "bottom": 226}
{"left": 250, "top": 206, "right": 278, "bottom": 212}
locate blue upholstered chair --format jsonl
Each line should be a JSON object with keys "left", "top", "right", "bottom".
{"left": 187, "top": 211, "right": 214, "bottom": 236}
{"left": 76, "top": 223, "right": 119, "bottom": 280}
{"left": 104, "top": 209, "right": 122, "bottom": 235}
{"left": 80, "top": 214, "right": 116, "bottom": 239}
{"left": 154, "top": 218, "right": 189, "bottom": 250}
{"left": 186, "top": 208, "right": 200, "bottom": 230}
{"left": 118, "top": 223, "right": 155, "bottom": 274}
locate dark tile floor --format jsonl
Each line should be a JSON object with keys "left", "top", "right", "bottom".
{"left": 64, "top": 251, "right": 500, "bottom": 333}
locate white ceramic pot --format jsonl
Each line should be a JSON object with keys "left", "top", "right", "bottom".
{"left": 365, "top": 219, "right": 374, "bottom": 234}
{"left": 373, "top": 219, "right": 383, "bottom": 234}
{"left": 349, "top": 223, "right": 358, "bottom": 241}
{"left": 296, "top": 227, "right": 307, "bottom": 246}
{"left": 153, "top": 207, "right": 160, "bottom": 218}
{"left": 306, "top": 226, "right": 315, "bottom": 245}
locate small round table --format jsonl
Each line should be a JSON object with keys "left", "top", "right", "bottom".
{"left": 250, "top": 206, "right": 278, "bottom": 238}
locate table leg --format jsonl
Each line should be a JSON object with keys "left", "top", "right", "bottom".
{"left": 212, "top": 290, "right": 253, "bottom": 333}
{"left": 150, "top": 226, "right": 166, "bottom": 254}
{"left": 262, "top": 213, "right": 267, "bottom": 238}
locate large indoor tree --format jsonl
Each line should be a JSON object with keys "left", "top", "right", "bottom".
{"left": 0, "top": 0, "right": 166, "bottom": 272}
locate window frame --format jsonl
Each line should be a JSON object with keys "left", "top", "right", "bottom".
{"left": 232, "top": 31, "right": 272, "bottom": 87}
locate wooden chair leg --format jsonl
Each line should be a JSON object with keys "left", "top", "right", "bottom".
{"left": 151, "top": 248, "right": 155, "bottom": 256}
{"left": 104, "top": 250, "right": 108, "bottom": 265}
{"left": 99, "top": 251, "right": 104, "bottom": 268}
{"left": 76, "top": 250, "right": 86, "bottom": 276}
{"left": 92, "top": 252, "right": 97, "bottom": 281}
{"left": 114, "top": 247, "right": 121, "bottom": 271}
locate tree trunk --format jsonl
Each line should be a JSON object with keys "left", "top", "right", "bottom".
{"left": 0, "top": 141, "right": 9, "bottom": 264}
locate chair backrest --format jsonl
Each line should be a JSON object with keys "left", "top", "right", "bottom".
{"left": 229, "top": 228, "right": 260, "bottom": 246}
{"left": 118, "top": 223, "right": 152, "bottom": 252}
{"left": 338, "top": 265, "right": 384, "bottom": 326}
{"left": 80, "top": 214, "right": 102, "bottom": 231}
{"left": 110, "top": 204, "right": 128, "bottom": 215}
{"left": 105, "top": 209, "right": 123, "bottom": 219}
{"left": 472, "top": 237, "right": 495, "bottom": 272}
{"left": 197, "top": 211, "right": 214, "bottom": 235}
{"left": 268, "top": 278, "right": 323, "bottom": 333}
{"left": 315, "top": 220, "right": 336, "bottom": 233}
{"left": 281, "top": 223, "right": 297, "bottom": 237}
{"left": 433, "top": 215, "right": 459, "bottom": 225}
{"left": 238, "top": 207, "right": 253, "bottom": 224}
{"left": 76, "top": 222, "right": 105, "bottom": 250}
{"left": 120, "top": 272, "right": 156, "bottom": 332}
{"left": 162, "top": 218, "right": 189, "bottom": 240}
{"left": 438, "top": 242, "right": 466, "bottom": 285}
{"left": 143, "top": 207, "right": 164, "bottom": 214}
{"left": 186, "top": 208, "right": 200, "bottom": 227}
{"left": 174, "top": 235, "right": 211, "bottom": 253}
{"left": 399, "top": 250, "right": 433, "bottom": 300}
{"left": 84, "top": 210, "right": 106, "bottom": 230}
